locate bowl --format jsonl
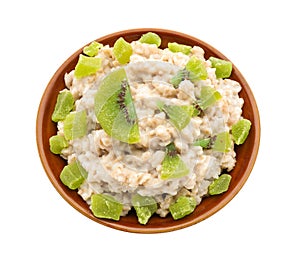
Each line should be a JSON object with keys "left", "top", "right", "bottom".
{"left": 36, "top": 28, "right": 260, "bottom": 233}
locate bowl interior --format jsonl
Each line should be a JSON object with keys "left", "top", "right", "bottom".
{"left": 36, "top": 28, "right": 260, "bottom": 233}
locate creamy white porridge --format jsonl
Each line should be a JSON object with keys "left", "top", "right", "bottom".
{"left": 50, "top": 33, "right": 247, "bottom": 223}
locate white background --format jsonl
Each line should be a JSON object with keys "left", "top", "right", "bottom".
{"left": 1, "top": 0, "right": 299, "bottom": 264}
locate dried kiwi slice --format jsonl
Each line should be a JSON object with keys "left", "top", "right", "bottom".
{"left": 194, "top": 132, "right": 231, "bottom": 153}
{"left": 193, "top": 138, "right": 211, "bottom": 148}
{"left": 94, "top": 68, "right": 140, "bottom": 144}
{"left": 170, "top": 69, "right": 190, "bottom": 88}
{"left": 160, "top": 143, "right": 189, "bottom": 180}
{"left": 212, "top": 132, "right": 231, "bottom": 153}
{"left": 197, "top": 86, "right": 222, "bottom": 110}
{"left": 170, "top": 56, "right": 208, "bottom": 88}
{"left": 157, "top": 102, "right": 194, "bottom": 130}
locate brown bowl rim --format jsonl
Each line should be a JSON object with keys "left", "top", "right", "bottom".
{"left": 36, "top": 28, "right": 260, "bottom": 233}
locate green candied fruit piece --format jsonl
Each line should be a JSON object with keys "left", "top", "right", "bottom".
{"left": 113, "top": 37, "right": 133, "bottom": 64}
{"left": 157, "top": 102, "right": 193, "bottom": 130}
{"left": 231, "top": 118, "right": 252, "bottom": 145}
{"left": 132, "top": 194, "right": 157, "bottom": 225}
{"left": 94, "top": 68, "right": 140, "bottom": 144}
{"left": 49, "top": 135, "right": 68, "bottom": 154}
{"left": 186, "top": 56, "right": 208, "bottom": 81}
{"left": 139, "top": 32, "right": 161, "bottom": 47}
{"left": 74, "top": 54, "right": 102, "bottom": 79}
{"left": 169, "top": 196, "right": 196, "bottom": 220}
{"left": 91, "top": 194, "right": 123, "bottom": 221}
{"left": 208, "top": 174, "right": 232, "bottom": 195}
{"left": 51, "top": 90, "right": 74, "bottom": 122}
{"left": 168, "top": 42, "right": 192, "bottom": 55}
{"left": 83, "top": 41, "right": 103, "bottom": 57}
{"left": 197, "top": 86, "right": 222, "bottom": 110}
{"left": 60, "top": 160, "right": 87, "bottom": 190}
{"left": 160, "top": 143, "right": 189, "bottom": 180}
{"left": 212, "top": 131, "right": 231, "bottom": 153}
{"left": 209, "top": 57, "right": 232, "bottom": 79}
{"left": 63, "top": 110, "right": 87, "bottom": 141}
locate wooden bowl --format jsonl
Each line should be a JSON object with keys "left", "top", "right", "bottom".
{"left": 36, "top": 28, "right": 260, "bottom": 233}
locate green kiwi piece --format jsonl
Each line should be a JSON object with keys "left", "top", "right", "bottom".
{"left": 132, "top": 194, "right": 157, "bottom": 225}
{"left": 91, "top": 194, "right": 123, "bottom": 221}
{"left": 169, "top": 196, "right": 196, "bottom": 220}
{"left": 60, "top": 160, "right": 87, "bottom": 190}
{"left": 208, "top": 174, "right": 232, "bottom": 195}
{"left": 94, "top": 68, "right": 140, "bottom": 144}
{"left": 51, "top": 90, "right": 74, "bottom": 122}
{"left": 160, "top": 143, "right": 189, "bottom": 180}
